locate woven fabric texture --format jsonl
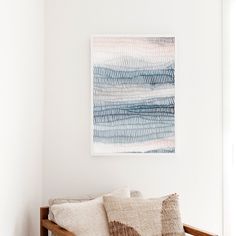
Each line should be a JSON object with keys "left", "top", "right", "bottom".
{"left": 161, "top": 194, "right": 185, "bottom": 236}
{"left": 51, "top": 188, "right": 130, "bottom": 236}
{"left": 103, "top": 196, "right": 163, "bottom": 236}
{"left": 48, "top": 190, "right": 142, "bottom": 221}
{"left": 103, "top": 194, "right": 185, "bottom": 236}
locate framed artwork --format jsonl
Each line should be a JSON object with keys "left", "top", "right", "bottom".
{"left": 91, "top": 35, "right": 175, "bottom": 155}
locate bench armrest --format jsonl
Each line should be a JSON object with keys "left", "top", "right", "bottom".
{"left": 184, "top": 224, "right": 218, "bottom": 236}
{"left": 42, "top": 219, "right": 75, "bottom": 236}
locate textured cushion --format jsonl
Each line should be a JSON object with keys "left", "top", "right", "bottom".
{"left": 51, "top": 188, "right": 130, "bottom": 236}
{"left": 48, "top": 190, "right": 142, "bottom": 221}
{"left": 103, "top": 196, "right": 163, "bottom": 236}
{"left": 161, "top": 194, "right": 185, "bottom": 236}
{"left": 103, "top": 194, "right": 185, "bottom": 236}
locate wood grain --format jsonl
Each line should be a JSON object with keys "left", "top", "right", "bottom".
{"left": 42, "top": 219, "right": 75, "bottom": 236}
{"left": 184, "top": 224, "right": 218, "bottom": 236}
{"left": 40, "top": 207, "right": 49, "bottom": 236}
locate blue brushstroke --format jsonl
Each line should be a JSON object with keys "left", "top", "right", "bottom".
{"left": 93, "top": 97, "right": 174, "bottom": 144}
{"left": 121, "top": 148, "right": 175, "bottom": 153}
{"left": 94, "top": 97, "right": 175, "bottom": 109}
{"left": 93, "top": 63, "right": 175, "bottom": 152}
{"left": 144, "top": 148, "right": 175, "bottom": 153}
{"left": 94, "top": 66, "right": 175, "bottom": 86}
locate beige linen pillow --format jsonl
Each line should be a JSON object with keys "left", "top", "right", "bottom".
{"left": 48, "top": 190, "right": 142, "bottom": 221}
{"left": 161, "top": 194, "right": 185, "bottom": 236}
{"left": 51, "top": 188, "right": 130, "bottom": 236}
{"left": 103, "top": 196, "right": 163, "bottom": 236}
{"left": 103, "top": 194, "right": 185, "bottom": 236}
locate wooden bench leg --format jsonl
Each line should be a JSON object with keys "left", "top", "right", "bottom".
{"left": 40, "top": 207, "right": 49, "bottom": 236}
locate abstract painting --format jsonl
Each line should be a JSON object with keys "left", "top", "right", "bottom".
{"left": 92, "top": 36, "right": 175, "bottom": 155}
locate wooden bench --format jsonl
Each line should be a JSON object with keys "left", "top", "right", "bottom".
{"left": 40, "top": 207, "right": 218, "bottom": 236}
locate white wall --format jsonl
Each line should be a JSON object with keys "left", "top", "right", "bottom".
{"left": 223, "top": 0, "right": 236, "bottom": 236}
{"left": 44, "top": 0, "right": 222, "bottom": 234}
{"left": 0, "top": 1, "right": 44, "bottom": 235}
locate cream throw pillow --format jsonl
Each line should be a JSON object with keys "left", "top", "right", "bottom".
{"left": 51, "top": 188, "right": 130, "bottom": 236}
{"left": 161, "top": 194, "right": 185, "bottom": 236}
{"left": 103, "top": 194, "right": 185, "bottom": 236}
{"left": 48, "top": 190, "right": 142, "bottom": 222}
